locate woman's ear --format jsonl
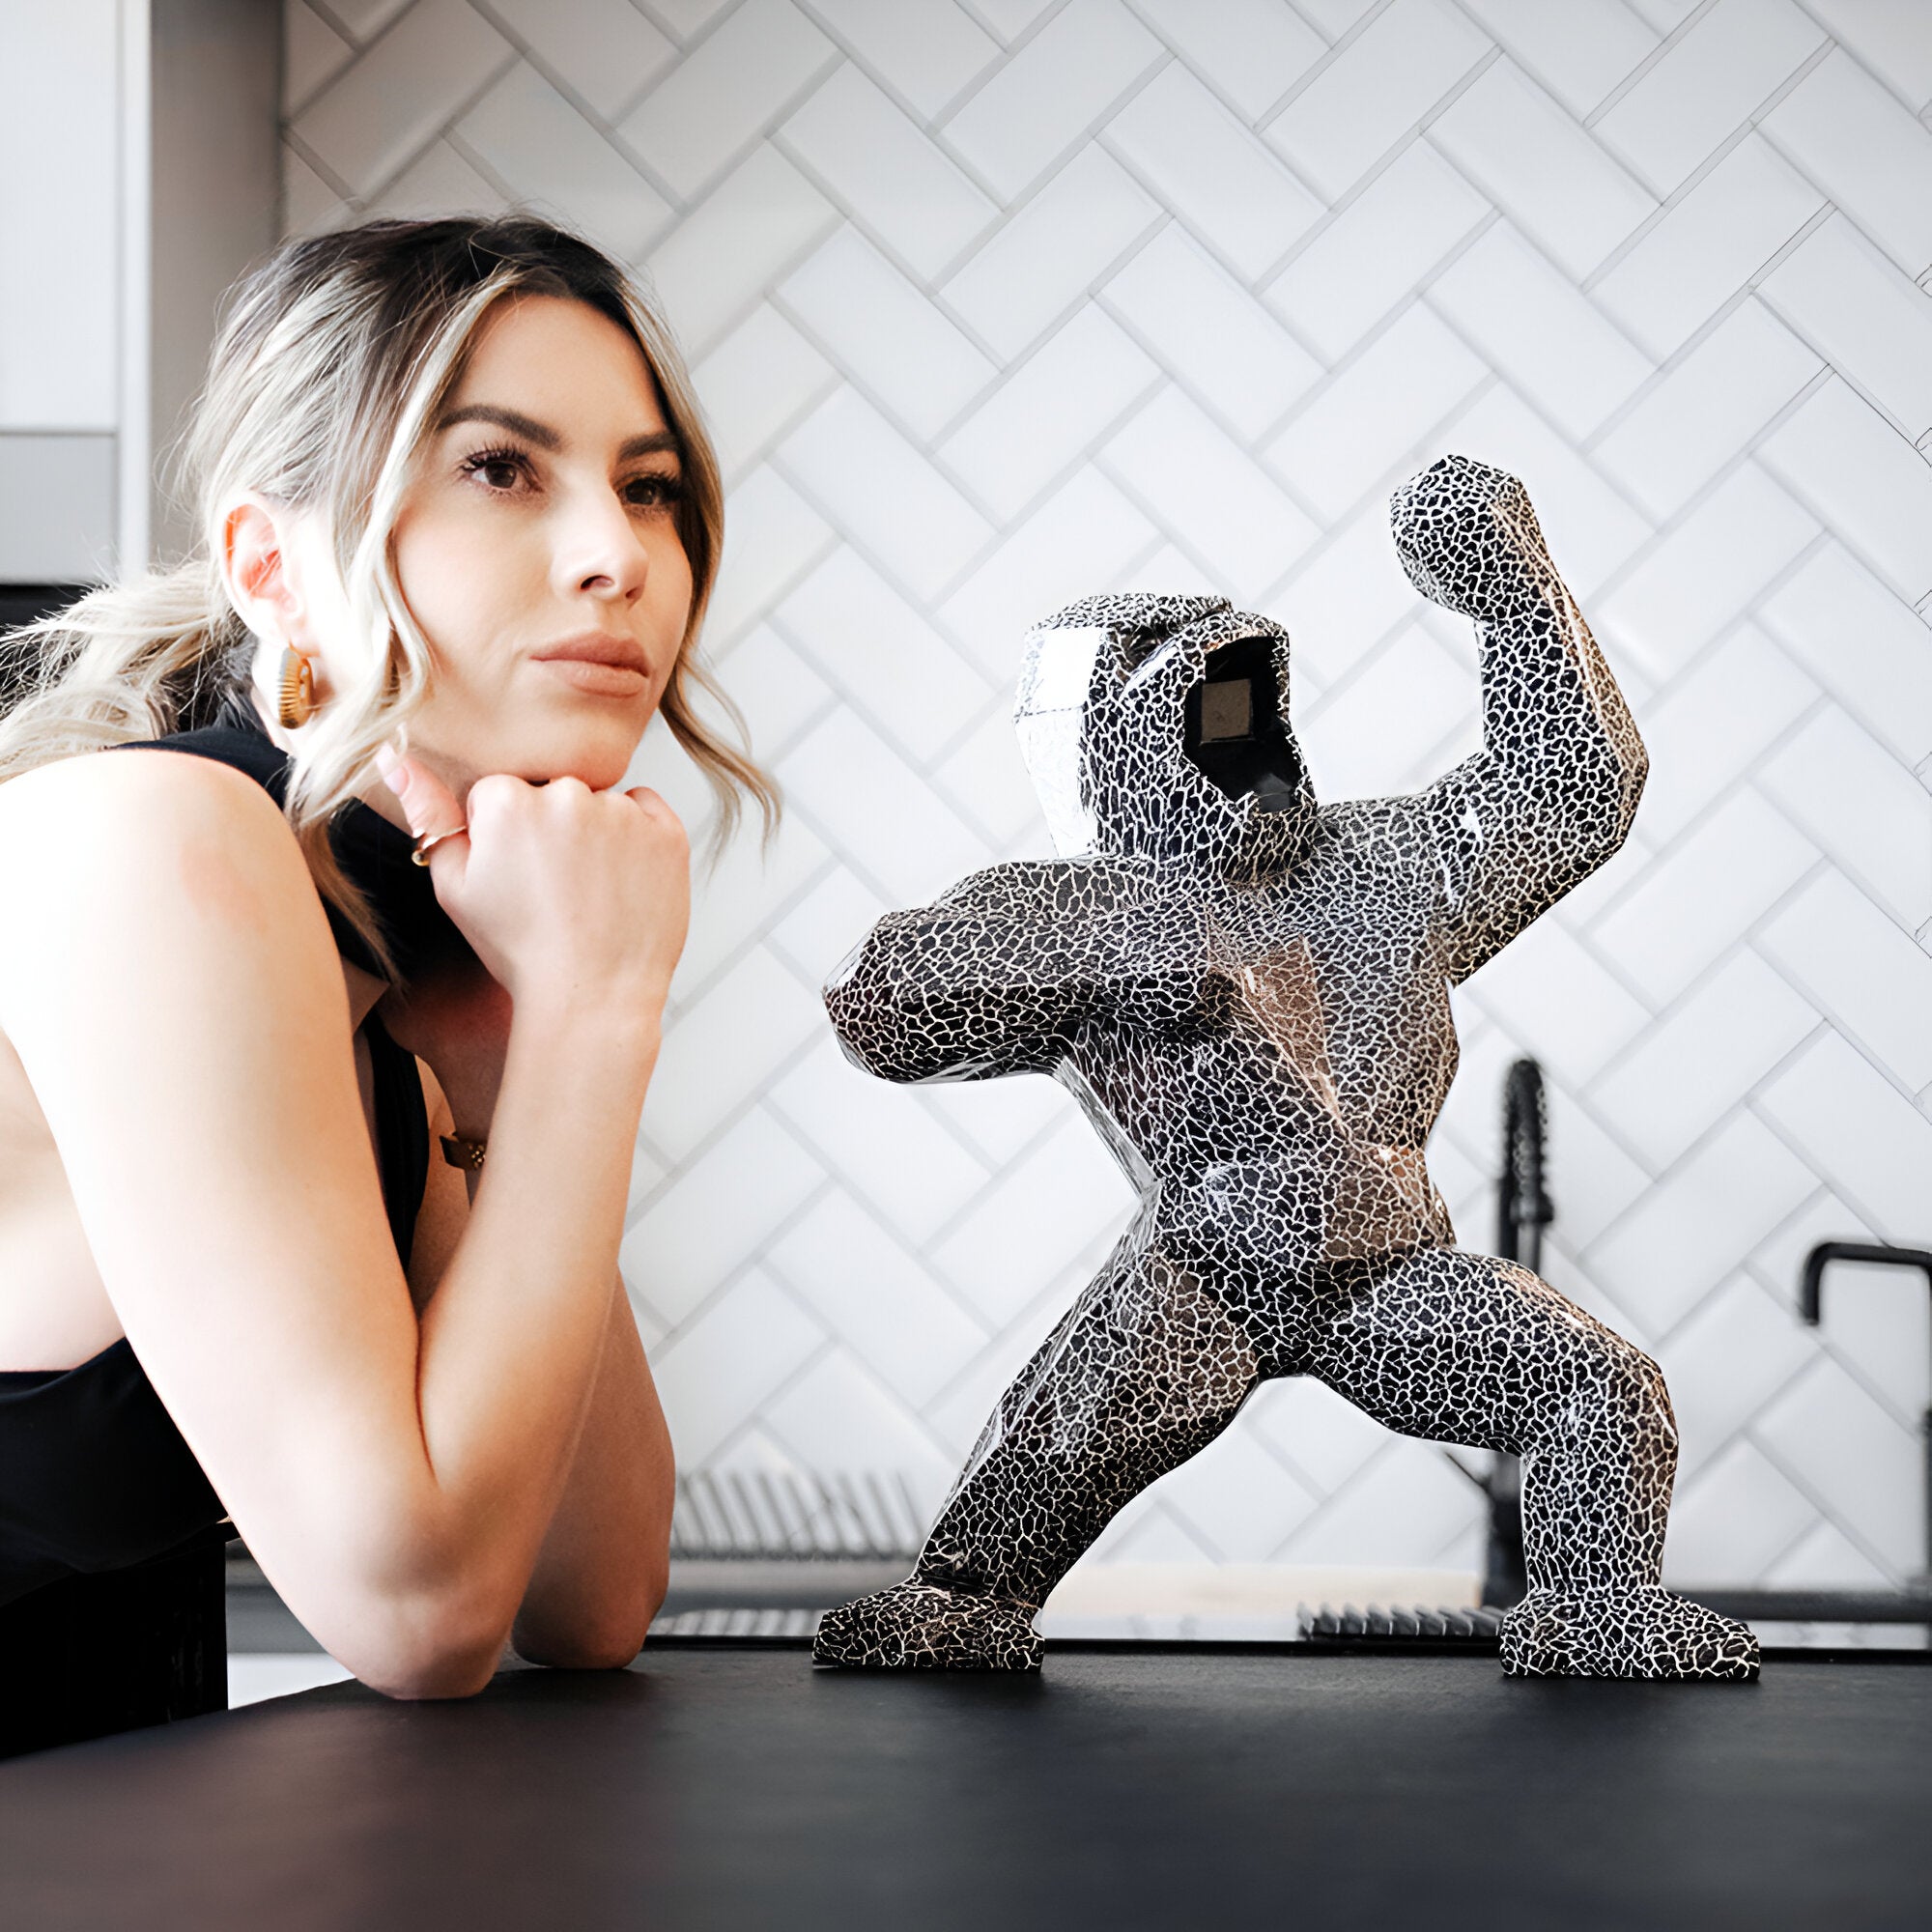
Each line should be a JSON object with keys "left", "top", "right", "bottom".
{"left": 219, "top": 495, "right": 309, "bottom": 649}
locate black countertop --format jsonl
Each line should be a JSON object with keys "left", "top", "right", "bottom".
{"left": 2, "top": 1642, "right": 1926, "bottom": 1930}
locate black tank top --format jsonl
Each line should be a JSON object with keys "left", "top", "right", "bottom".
{"left": 0, "top": 692, "right": 461, "bottom": 1607}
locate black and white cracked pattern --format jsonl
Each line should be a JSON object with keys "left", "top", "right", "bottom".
{"left": 812, "top": 455, "right": 1759, "bottom": 1683}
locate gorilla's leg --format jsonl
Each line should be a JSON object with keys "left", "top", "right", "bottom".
{"left": 812, "top": 1236, "right": 1261, "bottom": 1669}
{"left": 1287, "top": 1247, "right": 1758, "bottom": 1680}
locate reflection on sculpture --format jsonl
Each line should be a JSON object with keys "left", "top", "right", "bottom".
{"left": 812, "top": 455, "right": 1759, "bottom": 1681}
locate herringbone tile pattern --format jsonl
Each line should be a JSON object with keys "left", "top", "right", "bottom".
{"left": 284, "top": 0, "right": 1932, "bottom": 1591}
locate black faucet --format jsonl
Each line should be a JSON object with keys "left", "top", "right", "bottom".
{"left": 1800, "top": 1242, "right": 1932, "bottom": 1585}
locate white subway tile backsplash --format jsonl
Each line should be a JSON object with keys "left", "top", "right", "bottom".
{"left": 1264, "top": 0, "right": 1492, "bottom": 202}
{"left": 1593, "top": 0, "right": 1827, "bottom": 197}
{"left": 1101, "top": 386, "right": 1319, "bottom": 600}
{"left": 1757, "top": 1032, "right": 1932, "bottom": 1250}
{"left": 1757, "top": 544, "right": 1932, "bottom": 767}
{"left": 367, "top": 136, "right": 505, "bottom": 221}
{"left": 937, "top": 302, "right": 1161, "bottom": 521}
{"left": 484, "top": 0, "right": 675, "bottom": 122}
{"left": 1430, "top": 59, "right": 1656, "bottom": 279}
{"left": 942, "top": 144, "right": 1162, "bottom": 359}
{"left": 1455, "top": 0, "right": 1657, "bottom": 118}
{"left": 1761, "top": 47, "right": 1932, "bottom": 276}
{"left": 1590, "top": 784, "right": 1820, "bottom": 1007}
{"left": 940, "top": 0, "right": 1163, "bottom": 201}
{"left": 778, "top": 703, "right": 993, "bottom": 907}
{"left": 456, "top": 61, "right": 671, "bottom": 262}
{"left": 1593, "top": 300, "right": 1821, "bottom": 522}
{"left": 1802, "top": 0, "right": 1932, "bottom": 113}
{"left": 1264, "top": 305, "right": 1490, "bottom": 523}
{"left": 1759, "top": 870, "right": 1932, "bottom": 1090}
{"left": 1462, "top": 920, "right": 1654, "bottom": 1091}
{"left": 1300, "top": 622, "right": 1472, "bottom": 805}
{"left": 693, "top": 304, "right": 838, "bottom": 481}
{"left": 1588, "top": 950, "right": 1818, "bottom": 1168}
{"left": 1758, "top": 213, "right": 1932, "bottom": 440}
{"left": 782, "top": 63, "right": 998, "bottom": 279}
{"left": 622, "top": 1106, "right": 826, "bottom": 1326}
{"left": 1758, "top": 379, "right": 1932, "bottom": 607}
{"left": 1760, "top": 707, "right": 1932, "bottom": 932}
{"left": 807, "top": 0, "right": 1000, "bottom": 121}
{"left": 1588, "top": 1113, "right": 1815, "bottom": 1334}
{"left": 1130, "top": 0, "right": 1324, "bottom": 122}
{"left": 1630, "top": 624, "right": 1819, "bottom": 843}
{"left": 1100, "top": 225, "right": 1321, "bottom": 441}
{"left": 1103, "top": 62, "right": 1321, "bottom": 282}
{"left": 652, "top": 1264, "right": 826, "bottom": 1464}
{"left": 1757, "top": 1354, "right": 1926, "bottom": 1576}
{"left": 1662, "top": 1436, "right": 1815, "bottom": 1584}
{"left": 780, "top": 227, "right": 997, "bottom": 440}
{"left": 1593, "top": 462, "right": 1820, "bottom": 681}
{"left": 643, "top": 144, "right": 839, "bottom": 357}
{"left": 1264, "top": 142, "right": 1489, "bottom": 366}
{"left": 700, "top": 462, "right": 836, "bottom": 646}
{"left": 936, "top": 465, "right": 1162, "bottom": 671}
{"left": 283, "top": 2, "right": 355, "bottom": 118}
{"left": 768, "top": 1187, "right": 989, "bottom": 1409}
{"left": 774, "top": 545, "right": 992, "bottom": 760}
{"left": 1428, "top": 224, "right": 1652, "bottom": 440}
{"left": 1433, "top": 383, "right": 1654, "bottom": 598}
{"left": 1591, "top": 135, "right": 1825, "bottom": 359}
{"left": 641, "top": 946, "right": 824, "bottom": 1163}
{"left": 776, "top": 387, "right": 996, "bottom": 603}
{"left": 618, "top": 0, "right": 837, "bottom": 201}
{"left": 292, "top": 0, "right": 512, "bottom": 198}
{"left": 1276, "top": 502, "right": 1425, "bottom": 696}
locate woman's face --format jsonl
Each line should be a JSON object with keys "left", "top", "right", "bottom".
{"left": 382, "top": 292, "right": 694, "bottom": 796}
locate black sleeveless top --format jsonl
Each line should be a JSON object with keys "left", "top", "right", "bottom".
{"left": 0, "top": 692, "right": 463, "bottom": 1608}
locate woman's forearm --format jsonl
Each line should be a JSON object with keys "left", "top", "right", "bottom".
{"left": 512, "top": 1277, "right": 674, "bottom": 1666}
{"left": 400, "top": 993, "right": 661, "bottom": 1645}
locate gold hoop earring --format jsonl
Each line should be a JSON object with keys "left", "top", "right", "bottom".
{"left": 278, "top": 645, "right": 317, "bottom": 728}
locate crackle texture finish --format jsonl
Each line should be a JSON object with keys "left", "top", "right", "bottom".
{"left": 813, "top": 456, "right": 1759, "bottom": 1683}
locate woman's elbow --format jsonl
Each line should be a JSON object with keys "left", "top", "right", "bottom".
{"left": 332, "top": 1589, "right": 513, "bottom": 1702}
{"left": 515, "top": 1563, "right": 668, "bottom": 1672}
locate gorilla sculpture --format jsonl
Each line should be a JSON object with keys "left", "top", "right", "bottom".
{"left": 812, "top": 455, "right": 1759, "bottom": 1682}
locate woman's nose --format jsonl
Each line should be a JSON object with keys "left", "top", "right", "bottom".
{"left": 555, "top": 490, "right": 649, "bottom": 604}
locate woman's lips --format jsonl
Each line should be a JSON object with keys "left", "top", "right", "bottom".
{"left": 537, "top": 657, "right": 649, "bottom": 696}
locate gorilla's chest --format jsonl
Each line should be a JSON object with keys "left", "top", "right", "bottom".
{"left": 1204, "top": 889, "right": 1457, "bottom": 1136}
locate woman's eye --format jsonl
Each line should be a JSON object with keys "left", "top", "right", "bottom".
{"left": 460, "top": 447, "right": 531, "bottom": 493}
{"left": 625, "top": 471, "right": 683, "bottom": 511}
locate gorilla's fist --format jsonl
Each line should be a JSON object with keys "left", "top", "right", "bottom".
{"left": 1389, "top": 453, "right": 1556, "bottom": 624}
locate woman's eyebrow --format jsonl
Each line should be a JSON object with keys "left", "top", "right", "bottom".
{"left": 436, "top": 402, "right": 679, "bottom": 463}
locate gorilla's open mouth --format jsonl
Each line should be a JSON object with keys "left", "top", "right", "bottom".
{"left": 1183, "top": 635, "right": 1306, "bottom": 811}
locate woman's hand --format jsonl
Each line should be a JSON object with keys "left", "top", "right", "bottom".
{"left": 375, "top": 747, "right": 690, "bottom": 1033}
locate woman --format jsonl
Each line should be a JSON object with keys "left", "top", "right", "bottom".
{"left": 0, "top": 216, "right": 774, "bottom": 1703}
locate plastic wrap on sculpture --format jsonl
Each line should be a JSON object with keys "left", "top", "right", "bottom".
{"left": 812, "top": 454, "right": 1760, "bottom": 1682}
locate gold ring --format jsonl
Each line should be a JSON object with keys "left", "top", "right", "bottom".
{"left": 411, "top": 824, "right": 468, "bottom": 867}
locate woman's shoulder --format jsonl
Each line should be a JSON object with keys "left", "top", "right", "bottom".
{"left": 0, "top": 742, "right": 330, "bottom": 1022}
{"left": 0, "top": 734, "right": 289, "bottom": 860}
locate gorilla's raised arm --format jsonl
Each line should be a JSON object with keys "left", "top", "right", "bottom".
{"left": 1393, "top": 455, "right": 1647, "bottom": 982}
{"left": 824, "top": 858, "right": 1203, "bottom": 1084}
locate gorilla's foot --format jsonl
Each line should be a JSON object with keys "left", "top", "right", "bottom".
{"left": 811, "top": 1579, "right": 1044, "bottom": 1671}
{"left": 1499, "top": 1584, "right": 1760, "bottom": 1681}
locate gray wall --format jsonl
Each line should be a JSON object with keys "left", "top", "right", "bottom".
{"left": 282, "top": 0, "right": 1932, "bottom": 1596}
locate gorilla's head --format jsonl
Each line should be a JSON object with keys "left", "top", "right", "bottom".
{"left": 1013, "top": 592, "right": 1317, "bottom": 883}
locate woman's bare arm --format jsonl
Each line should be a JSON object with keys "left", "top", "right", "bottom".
{"left": 412, "top": 1071, "right": 674, "bottom": 1665}
{"left": 0, "top": 749, "right": 674, "bottom": 1698}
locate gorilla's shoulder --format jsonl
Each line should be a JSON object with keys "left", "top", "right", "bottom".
{"left": 1311, "top": 795, "right": 1440, "bottom": 881}
{"left": 932, "top": 855, "right": 1170, "bottom": 922}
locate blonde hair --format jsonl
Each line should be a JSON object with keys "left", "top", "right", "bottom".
{"left": 0, "top": 215, "right": 776, "bottom": 981}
